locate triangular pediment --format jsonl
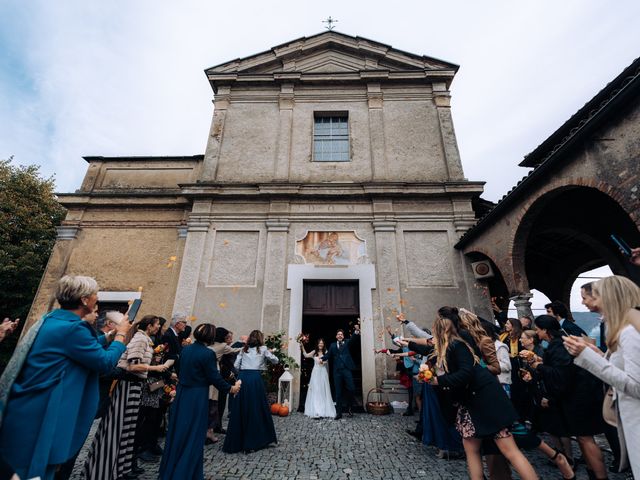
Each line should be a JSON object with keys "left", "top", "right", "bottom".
{"left": 206, "top": 31, "right": 458, "bottom": 76}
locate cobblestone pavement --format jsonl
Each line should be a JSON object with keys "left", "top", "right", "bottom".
{"left": 70, "top": 412, "right": 628, "bottom": 479}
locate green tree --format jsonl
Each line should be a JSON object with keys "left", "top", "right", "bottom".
{"left": 0, "top": 157, "right": 66, "bottom": 365}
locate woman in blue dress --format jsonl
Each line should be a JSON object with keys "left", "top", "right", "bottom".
{"left": 395, "top": 337, "right": 463, "bottom": 457}
{"left": 159, "top": 323, "right": 241, "bottom": 480}
{"left": 223, "top": 329, "right": 279, "bottom": 453}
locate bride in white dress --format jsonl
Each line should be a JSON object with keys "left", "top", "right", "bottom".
{"left": 301, "top": 339, "right": 336, "bottom": 418}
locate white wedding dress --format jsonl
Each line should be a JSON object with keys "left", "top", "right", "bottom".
{"left": 303, "top": 354, "right": 336, "bottom": 418}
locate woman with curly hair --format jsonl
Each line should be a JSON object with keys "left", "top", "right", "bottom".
{"left": 430, "top": 313, "right": 537, "bottom": 480}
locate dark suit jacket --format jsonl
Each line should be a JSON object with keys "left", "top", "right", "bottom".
{"left": 560, "top": 319, "right": 587, "bottom": 337}
{"left": 322, "top": 333, "right": 359, "bottom": 372}
{"left": 161, "top": 328, "right": 181, "bottom": 362}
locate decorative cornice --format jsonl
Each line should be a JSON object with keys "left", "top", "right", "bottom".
{"left": 186, "top": 218, "right": 209, "bottom": 232}
{"left": 56, "top": 225, "right": 79, "bottom": 240}
{"left": 179, "top": 181, "right": 484, "bottom": 200}
{"left": 372, "top": 220, "right": 397, "bottom": 232}
{"left": 205, "top": 31, "right": 458, "bottom": 75}
{"left": 265, "top": 219, "right": 290, "bottom": 232}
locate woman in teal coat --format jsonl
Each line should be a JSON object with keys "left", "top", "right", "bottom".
{"left": 0, "top": 275, "right": 130, "bottom": 480}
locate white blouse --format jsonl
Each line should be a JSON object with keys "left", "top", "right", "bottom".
{"left": 234, "top": 345, "right": 279, "bottom": 371}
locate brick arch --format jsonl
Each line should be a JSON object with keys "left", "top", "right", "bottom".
{"left": 510, "top": 178, "right": 638, "bottom": 294}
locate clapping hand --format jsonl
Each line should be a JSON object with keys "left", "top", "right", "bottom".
{"left": 396, "top": 313, "right": 406, "bottom": 323}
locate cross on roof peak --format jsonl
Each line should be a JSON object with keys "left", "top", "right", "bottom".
{"left": 322, "top": 16, "right": 338, "bottom": 31}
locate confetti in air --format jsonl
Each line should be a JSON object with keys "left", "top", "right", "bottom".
{"left": 188, "top": 316, "right": 197, "bottom": 322}
{"left": 218, "top": 302, "right": 227, "bottom": 308}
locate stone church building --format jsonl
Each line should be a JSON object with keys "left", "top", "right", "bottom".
{"left": 28, "top": 32, "right": 494, "bottom": 403}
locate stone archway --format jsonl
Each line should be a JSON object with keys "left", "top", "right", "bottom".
{"left": 511, "top": 185, "right": 640, "bottom": 304}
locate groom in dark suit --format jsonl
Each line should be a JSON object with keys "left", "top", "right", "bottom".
{"left": 322, "top": 323, "right": 360, "bottom": 419}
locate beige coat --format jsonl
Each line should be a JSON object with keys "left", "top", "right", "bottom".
{"left": 208, "top": 343, "right": 242, "bottom": 401}
{"left": 574, "top": 325, "right": 640, "bottom": 476}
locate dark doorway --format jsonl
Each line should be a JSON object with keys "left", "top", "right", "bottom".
{"left": 298, "top": 280, "right": 362, "bottom": 412}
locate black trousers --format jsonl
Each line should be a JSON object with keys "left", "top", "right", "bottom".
{"left": 135, "top": 405, "right": 163, "bottom": 452}
{"left": 334, "top": 368, "right": 355, "bottom": 414}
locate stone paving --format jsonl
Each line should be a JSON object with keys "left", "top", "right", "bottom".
{"left": 70, "top": 412, "right": 629, "bottom": 479}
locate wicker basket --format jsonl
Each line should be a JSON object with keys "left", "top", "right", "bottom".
{"left": 366, "top": 388, "right": 391, "bottom": 415}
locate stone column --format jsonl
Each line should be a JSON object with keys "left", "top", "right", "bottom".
{"left": 260, "top": 218, "right": 290, "bottom": 333}
{"left": 433, "top": 82, "right": 465, "bottom": 181}
{"left": 510, "top": 292, "right": 534, "bottom": 320}
{"left": 367, "top": 83, "right": 387, "bottom": 181}
{"left": 274, "top": 83, "right": 294, "bottom": 180}
{"left": 172, "top": 215, "right": 209, "bottom": 317}
{"left": 23, "top": 226, "right": 80, "bottom": 333}
{"left": 201, "top": 86, "right": 230, "bottom": 181}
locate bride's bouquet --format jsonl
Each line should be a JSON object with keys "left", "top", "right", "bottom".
{"left": 296, "top": 332, "right": 310, "bottom": 345}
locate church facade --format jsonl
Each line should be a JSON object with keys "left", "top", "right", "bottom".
{"left": 29, "top": 32, "right": 488, "bottom": 402}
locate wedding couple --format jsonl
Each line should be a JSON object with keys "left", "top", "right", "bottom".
{"left": 300, "top": 324, "right": 360, "bottom": 419}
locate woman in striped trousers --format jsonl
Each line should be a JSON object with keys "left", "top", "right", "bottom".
{"left": 84, "top": 315, "right": 168, "bottom": 480}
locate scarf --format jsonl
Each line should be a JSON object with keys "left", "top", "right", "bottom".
{"left": 0, "top": 311, "right": 52, "bottom": 428}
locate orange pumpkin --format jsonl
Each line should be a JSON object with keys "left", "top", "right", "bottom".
{"left": 270, "top": 403, "right": 281, "bottom": 415}
{"left": 278, "top": 405, "right": 290, "bottom": 417}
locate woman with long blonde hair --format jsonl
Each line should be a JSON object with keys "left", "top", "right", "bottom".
{"left": 430, "top": 314, "right": 538, "bottom": 480}
{"left": 564, "top": 275, "right": 640, "bottom": 477}
{"left": 458, "top": 308, "right": 501, "bottom": 376}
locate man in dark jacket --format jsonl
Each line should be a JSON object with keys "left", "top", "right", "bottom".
{"left": 545, "top": 301, "right": 587, "bottom": 337}
{"left": 322, "top": 323, "right": 360, "bottom": 419}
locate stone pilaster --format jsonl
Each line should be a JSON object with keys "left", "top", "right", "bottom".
{"left": 260, "top": 217, "right": 290, "bottom": 333}
{"left": 367, "top": 83, "right": 387, "bottom": 181}
{"left": 201, "top": 86, "right": 230, "bottom": 181}
{"left": 23, "top": 226, "right": 81, "bottom": 334}
{"left": 172, "top": 217, "right": 209, "bottom": 316}
{"left": 274, "top": 83, "right": 294, "bottom": 180}
{"left": 510, "top": 293, "right": 534, "bottom": 320}
{"left": 372, "top": 217, "right": 402, "bottom": 323}
{"left": 433, "top": 82, "right": 465, "bottom": 181}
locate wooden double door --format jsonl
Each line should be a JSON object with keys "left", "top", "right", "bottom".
{"left": 299, "top": 280, "right": 362, "bottom": 411}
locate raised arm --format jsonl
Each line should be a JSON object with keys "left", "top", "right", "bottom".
{"left": 65, "top": 321, "right": 126, "bottom": 375}
{"left": 345, "top": 323, "right": 361, "bottom": 347}
{"left": 300, "top": 345, "right": 316, "bottom": 359}
{"left": 574, "top": 327, "right": 640, "bottom": 399}
{"left": 262, "top": 346, "right": 279, "bottom": 364}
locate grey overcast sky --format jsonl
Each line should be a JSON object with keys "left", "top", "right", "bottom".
{"left": 1, "top": 0, "right": 639, "bottom": 201}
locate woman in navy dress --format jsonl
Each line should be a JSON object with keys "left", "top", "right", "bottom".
{"left": 223, "top": 329, "right": 279, "bottom": 453}
{"left": 159, "top": 323, "right": 241, "bottom": 480}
